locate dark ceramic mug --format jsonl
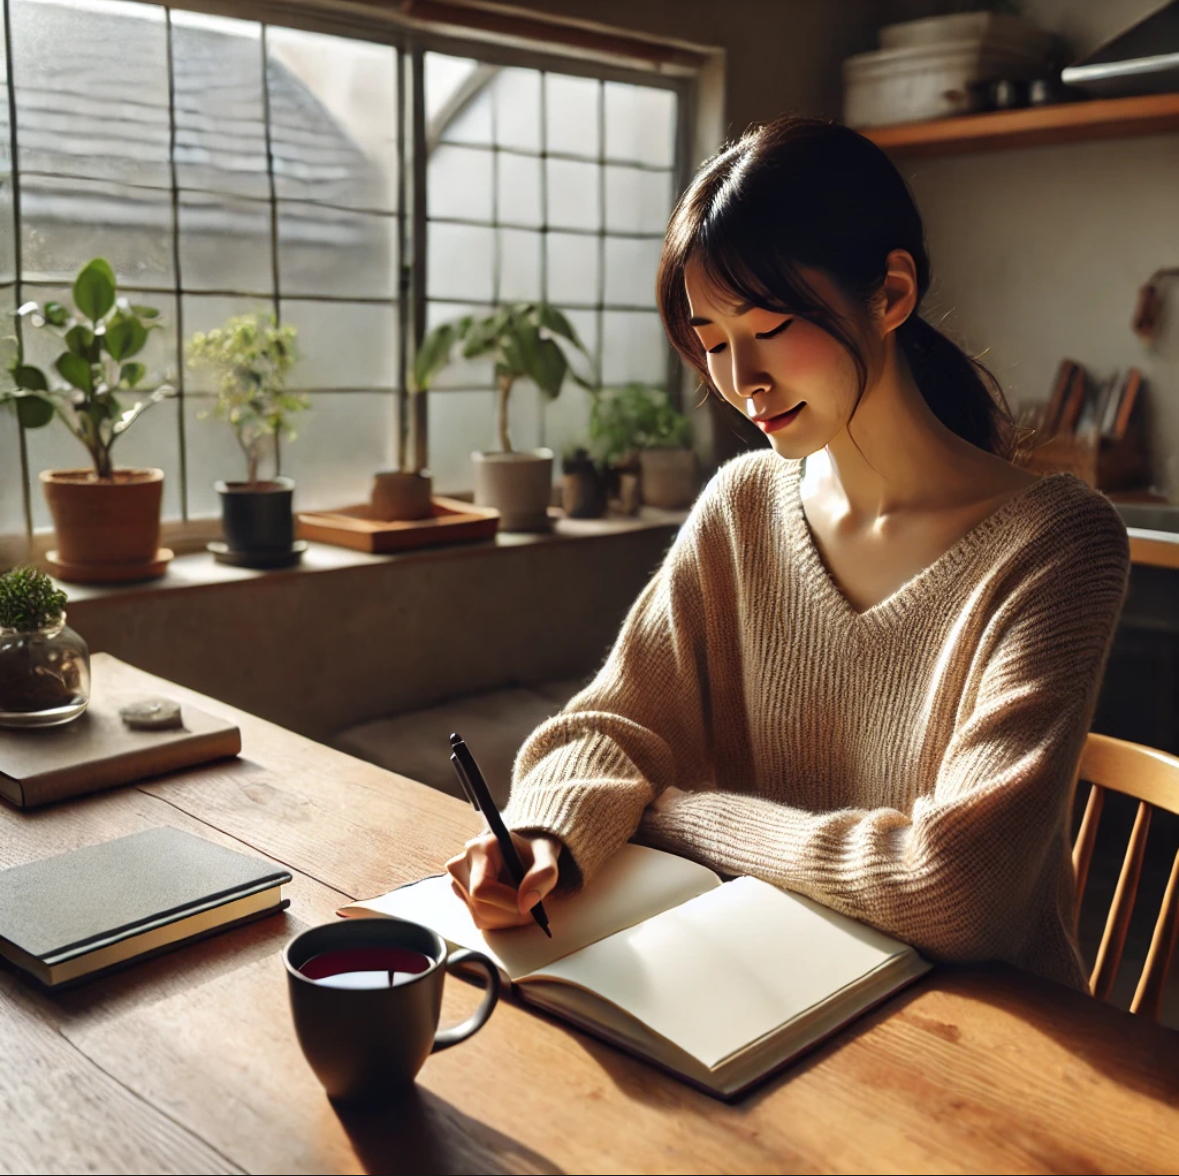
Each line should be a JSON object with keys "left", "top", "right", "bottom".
{"left": 284, "top": 919, "right": 499, "bottom": 1103}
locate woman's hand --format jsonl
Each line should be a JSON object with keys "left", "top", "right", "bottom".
{"left": 445, "top": 831, "right": 562, "bottom": 930}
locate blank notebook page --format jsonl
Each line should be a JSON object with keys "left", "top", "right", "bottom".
{"left": 527, "top": 876, "right": 912, "bottom": 1069}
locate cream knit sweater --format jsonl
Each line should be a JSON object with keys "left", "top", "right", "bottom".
{"left": 503, "top": 451, "right": 1131, "bottom": 989}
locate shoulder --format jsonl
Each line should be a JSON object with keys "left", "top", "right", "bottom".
{"left": 692, "top": 448, "right": 793, "bottom": 523}
{"left": 1019, "top": 473, "right": 1130, "bottom": 573}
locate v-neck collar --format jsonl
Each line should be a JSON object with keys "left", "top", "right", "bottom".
{"left": 785, "top": 457, "right": 1077, "bottom": 633}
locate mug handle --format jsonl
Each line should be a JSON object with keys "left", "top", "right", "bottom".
{"left": 432, "top": 949, "right": 501, "bottom": 1052}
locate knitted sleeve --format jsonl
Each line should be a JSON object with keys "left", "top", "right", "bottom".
{"left": 636, "top": 497, "right": 1130, "bottom": 964}
{"left": 501, "top": 472, "right": 725, "bottom": 888}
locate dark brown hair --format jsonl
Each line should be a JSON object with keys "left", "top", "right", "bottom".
{"left": 657, "top": 115, "right": 1018, "bottom": 460}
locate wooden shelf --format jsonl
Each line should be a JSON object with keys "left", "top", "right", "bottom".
{"left": 863, "top": 92, "right": 1179, "bottom": 158}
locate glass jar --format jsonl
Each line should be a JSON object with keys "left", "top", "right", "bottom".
{"left": 0, "top": 613, "right": 91, "bottom": 728}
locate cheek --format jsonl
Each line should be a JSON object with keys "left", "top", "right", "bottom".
{"left": 771, "top": 322, "right": 849, "bottom": 389}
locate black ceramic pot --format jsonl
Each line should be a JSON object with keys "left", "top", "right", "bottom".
{"left": 216, "top": 477, "right": 296, "bottom": 554}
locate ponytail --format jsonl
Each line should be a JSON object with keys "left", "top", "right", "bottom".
{"left": 897, "top": 315, "right": 1017, "bottom": 461}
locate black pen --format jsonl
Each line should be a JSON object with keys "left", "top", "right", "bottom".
{"left": 449, "top": 732, "right": 552, "bottom": 938}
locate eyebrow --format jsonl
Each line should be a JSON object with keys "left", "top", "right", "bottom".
{"left": 689, "top": 301, "right": 754, "bottom": 327}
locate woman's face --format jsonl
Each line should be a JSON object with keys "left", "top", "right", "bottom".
{"left": 684, "top": 257, "right": 872, "bottom": 459}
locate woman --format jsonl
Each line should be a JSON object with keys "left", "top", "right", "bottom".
{"left": 445, "top": 116, "right": 1129, "bottom": 989}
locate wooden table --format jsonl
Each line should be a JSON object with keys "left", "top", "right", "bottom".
{"left": 3, "top": 655, "right": 1177, "bottom": 1175}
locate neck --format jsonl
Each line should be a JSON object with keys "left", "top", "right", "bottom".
{"left": 810, "top": 335, "right": 989, "bottom": 522}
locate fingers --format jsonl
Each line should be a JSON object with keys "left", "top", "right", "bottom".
{"left": 517, "top": 835, "right": 561, "bottom": 916}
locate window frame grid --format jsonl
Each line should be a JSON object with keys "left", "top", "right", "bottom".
{"left": 2, "top": 1, "right": 695, "bottom": 539}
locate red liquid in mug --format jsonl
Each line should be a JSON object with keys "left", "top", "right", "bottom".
{"left": 299, "top": 947, "right": 433, "bottom": 990}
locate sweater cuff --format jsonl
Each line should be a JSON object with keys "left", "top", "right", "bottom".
{"left": 503, "top": 742, "right": 651, "bottom": 890}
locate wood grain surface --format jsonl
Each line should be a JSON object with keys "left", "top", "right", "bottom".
{"left": 2, "top": 654, "right": 1177, "bottom": 1175}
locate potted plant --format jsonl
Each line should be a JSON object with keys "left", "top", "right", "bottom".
{"left": 424, "top": 302, "right": 594, "bottom": 532}
{"left": 590, "top": 382, "right": 698, "bottom": 511}
{"left": 0, "top": 258, "right": 174, "bottom": 583}
{"left": 368, "top": 321, "right": 458, "bottom": 522}
{"left": 560, "top": 445, "right": 607, "bottom": 519}
{"left": 185, "top": 313, "right": 307, "bottom": 568}
{"left": 0, "top": 565, "right": 90, "bottom": 728}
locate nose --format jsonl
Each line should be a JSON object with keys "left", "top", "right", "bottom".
{"left": 731, "top": 344, "right": 771, "bottom": 401}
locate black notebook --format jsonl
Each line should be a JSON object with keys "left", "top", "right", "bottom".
{"left": 0, "top": 827, "right": 291, "bottom": 988}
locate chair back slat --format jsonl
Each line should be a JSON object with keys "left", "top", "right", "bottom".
{"left": 1131, "top": 848, "right": 1179, "bottom": 1020}
{"left": 1072, "top": 782, "right": 1104, "bottom": 905}
{"left": 1090, "top": 800, "right": 1152, "bottom": 1002}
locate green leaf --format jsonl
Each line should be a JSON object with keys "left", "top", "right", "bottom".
{"left": 43, "top": 301, "right": 69, "bottom": 327}
{"left": 119, "top": 361, "right": 146, "bottom": 388}
{"left": 56, "top": 352, "right": 93, "bottom": 393}
{"left": 531, "top": 337, "right": 568, "bottom": 399}
{"left": 72, "top": 258, "right": 117, "bottom": 322}
{"left": 104, "top": 314, "right": 147, "bottom": 360}
{"left": 537, "top": 304, "right": 585, "bottom": 352}
{"left": 15, "top": 393, "right": 54, "bottom": 428}
{"left": 11, "top": 363, "right": 48, "bottom": 391}
{"left": 412, "top": 322, "right": 455, "bottom": 392}
{"left": 129, "top": 303, "right": 160, "bottom": 319}
{"left": 65, "top": 324, "right": 98, "bottom": 361}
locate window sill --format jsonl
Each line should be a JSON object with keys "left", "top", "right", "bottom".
{"left": 50, "top": 506, "right": 689, "bottom": 604}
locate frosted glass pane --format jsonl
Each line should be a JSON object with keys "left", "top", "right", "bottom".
{"left": 267, "top": 26, "right": 398, "bottom": 212}
{"left": 280, "top": 299, "right": 398, "bottom": 390}
{"left": 429, "top": 146, "right": 493, "bottom": 222}
{"left": 278, "top": 202, "right": 397, "bottom": 299}
{"left": 498, "top": 229, "right": 541, "bottom": 302}
{"left": 11, "top": 0, "right": 170, "bottom": 189}
{"left": 0, "top": 407, "right": 25, "bottom": 535}
{"left": 21, "top": 176, "right": 173, "bottom": 287}
{"left": 427, "top": 390, "right": 494, "bottom": 493}
{"left": 179, "top": 191, "right": 273, "bottom": 294}
{"left": 605, "top": 82, "right": 676, "bottom": 167}
{"left": 182, "top": 294, "right": 276, "bottom": 394}
{"left": 279, "top": 392, "right": 397, "bottom": 511}
{"left": 497, "top": 152, "right": 541, "bottom": 228}
{"left": 0, "top": 172, "right": 15, "bottom": 284}
{"left": 171, "top": 12, "right": 268, "bottom": 199}
{"left": 604, "top": 166, "right": 674, "bottom": 234}
{"left": 427, "top": 54, "right": 490, "bottom": 146}
{"left": 428, "top": 223, "right": 493, "bottom": 301}
{"left": 547, "top": 233, "right": 598, "bottom": 306}
{"left": 546, "top": 159, "right": 599, "bottom": 231}
{"left": 494, "top": 68, "right": 540, "bottom": 153}
{"left": 26, "top": 394, "right": 183, "bottom": 527}
{"left": 545, "top": 74, "right": 599, "bottom": 159}
{"left": 545, "top": 376, "right": 594, "bottom": 461}
{"left": 425, "top": 301, "right": 492, "bottom": 391}
{"left": 183, "top": 394, "right": 255, "bottom": 514}
{"left": 602, "top": 310, "right": 667, "bottom": 385}
{"left": 604, "top": 237, "right": 662, "bottom": 307}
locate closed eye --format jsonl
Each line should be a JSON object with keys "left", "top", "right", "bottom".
{"left": 755, "top": 319, "right": 793, "bottom": 340}
{"left": 706, "top": 342, "right": 727, "bottom": 355}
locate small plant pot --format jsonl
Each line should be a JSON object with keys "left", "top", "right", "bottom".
{"left": 371, "top": 470, "right": 434, "bottom": 521}
{"left": 40, "top": 468, "right": 167, "bottom": 583}
{"left": 639, "top": 447, "right": 699, "bottom": 509}
{"left": 605, "top": 463, "right": 641, "bottom": 516}
{"left": 472, "top": 449, "right": 554, "bottom": 533}
{"left": 561, "top": 466, "right": 607, "bottom": 519}
{"left": 214, "top": 477, "right": 301, "bottom": 567}
{"left": 0, "top": 614, "right": 90, "bottom": 728}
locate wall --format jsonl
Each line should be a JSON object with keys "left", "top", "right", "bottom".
{"left": 896, "top": 0, "right": 1179, "bottom": 497}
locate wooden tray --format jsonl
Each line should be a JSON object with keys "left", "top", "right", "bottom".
{"left": 296, "top": 496, "right": 499, "bottom": 554}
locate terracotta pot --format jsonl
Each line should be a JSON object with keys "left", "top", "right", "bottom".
{"left": 639, "top": 447, "right": 699, "bottom": 509}
{"left": 40, "top": 468, "right": 163, "bottom": 566}
{"left": 472, "top": 449, "right": 553, "bottom": 532}
{"left": 371, "top": 470, "right": 434, "bottom": 521}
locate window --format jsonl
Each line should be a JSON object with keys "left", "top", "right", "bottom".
{"left": 0, "top": 1, "right": 688, "bottom": 535}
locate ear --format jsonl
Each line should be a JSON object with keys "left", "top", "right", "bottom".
{"left": 878, "top": 248, "right": 919, "bottom": 338}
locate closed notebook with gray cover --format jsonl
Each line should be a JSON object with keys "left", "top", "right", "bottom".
{"left": 342, "top": 844, "right": 931, "bottom": 1099}
{"left": 0, "top": 827, "right": 291, "bottom": 988}
{"left": 0, "top": 697, "right": 241, "bottom": 808}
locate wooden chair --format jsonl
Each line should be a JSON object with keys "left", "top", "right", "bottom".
{"left": 1072, "top": 732, "right": 1179, "bottom": 1020}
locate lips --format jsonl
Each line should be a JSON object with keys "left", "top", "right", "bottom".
{"left": 754, "top": 403, "right": 804, "bottom": 434}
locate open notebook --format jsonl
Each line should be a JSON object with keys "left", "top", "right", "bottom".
{"left": 340, "top": 844, "right": 931, "bottom": 1099}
